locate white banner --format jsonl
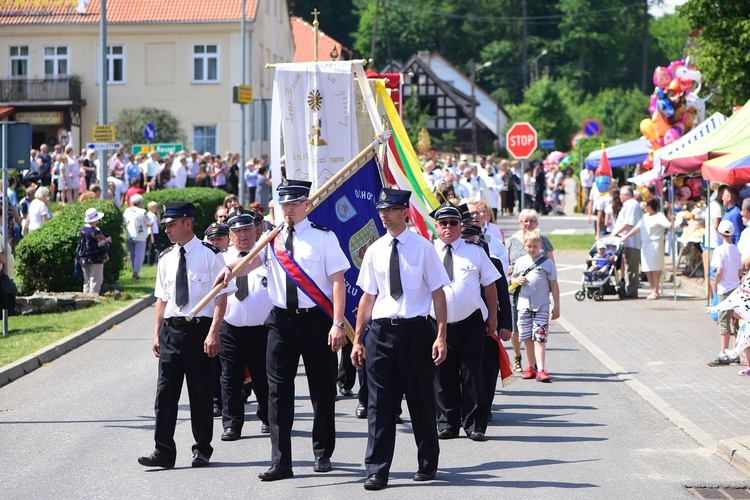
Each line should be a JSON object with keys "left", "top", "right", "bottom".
{"left": 270, "top": 61, "right": 358, "bottom": 192}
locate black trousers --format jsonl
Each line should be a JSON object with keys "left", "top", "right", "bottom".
{"left": 219, "top": 321, "right": 269, "bottom": 431}
{"left": 432, "top": 310, "right": 487, "bottom": 435}
{"left": 337, "top": 342, "right": 356, "bottom": 391}
{"left": 365, "top": 318, "right": 439, "bottom": 478}
{"left": 265, "top": 307, "right": 337, "bottom": 468}
{"left": 480, "top": 335, "right": 500, "bottom": 420}
{"left": 153, "top": 318, "right": 214, "bottom": 462}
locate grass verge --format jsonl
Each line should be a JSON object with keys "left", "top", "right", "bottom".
{"left": 546, "top": 233, "right": 596, "bottom": 252}
{"left": 0, "top": 263, "right": 157, "bottom": 368}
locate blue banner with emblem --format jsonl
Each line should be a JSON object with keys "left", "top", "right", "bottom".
{"left": 308, "top": 157, "right": 385, "bottom": 327}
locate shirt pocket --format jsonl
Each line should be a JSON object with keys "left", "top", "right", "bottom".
{"left": 188, "top": 269, "right": 212, "bottom": 295}
{"left": 294, "top": 245, "right": 321, "bottom": 269}
{"left": 457, "top": 263, "right": 478, "bottom": 284}
{"left": 401, "top": 263, "right": 424, "bottom": 290}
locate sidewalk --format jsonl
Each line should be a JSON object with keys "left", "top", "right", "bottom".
{"left": 554, "top": 250, "right": 750, "bottom": 475}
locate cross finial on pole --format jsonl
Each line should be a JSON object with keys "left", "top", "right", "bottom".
{"left": 312, "top": 8, "right": 320, "bottom": 63}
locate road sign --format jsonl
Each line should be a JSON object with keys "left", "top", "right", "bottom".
{"left": 86, "top": 142, "right": 122, "bottom": 151}
{"left": 506, "top": 122, "right": 538, "bottom": 159}
{"left": 91, "top": 124, "right": 116, "bottom": 143}
{"left": 540, "top": 139, "right": 555, "bottom": 150}
{"left": 131, "top": 143, "right": 184, "bottom": 157}
{"left": 582, "top": 119, "right": 602, "bottom": 137}
{"left": 57, "top": 127, "right": 70, "bottom": 148}
{"left": 233, "top": 84, "right": 253, "bottom": 104}
{"left": 571, "top": 132, "right": 585, "bottom": 149}
{"left": 1, "top": 122, "right": 32, "bottom": 170}
{"left": 144, "top": 123, "right": 156, "bottom": 142}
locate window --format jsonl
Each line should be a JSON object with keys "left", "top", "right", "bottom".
{"left": 194, "top": 125, "right": 217, "bottom": 154}
{"left": 43, "top": 46, "right": 69, "bottom": 76}
{"left": 106, "top": 45, "right": 125, "bottom": 84}
{"left": 10, "top": 46, "right": 28, "bottom": 77}
{"left": 192, "top": 44, "right": 218, "bottom": 83}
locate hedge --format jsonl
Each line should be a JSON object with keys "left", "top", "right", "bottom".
{"left": 16, "top": 200, "right": 125, "bottom": 295}
{"left": 142, "top": 187, "right": 228, "bottom": 247}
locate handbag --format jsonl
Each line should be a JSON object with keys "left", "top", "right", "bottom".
{"left": 0, "top": 273, "right": 18, "bottom": 311}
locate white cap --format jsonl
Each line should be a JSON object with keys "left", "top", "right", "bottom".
{"left": 596, "top": 242, "right": 606, "bottom": 249}
{"left": 718, "top": 219, "right": 735, "bottom": 236}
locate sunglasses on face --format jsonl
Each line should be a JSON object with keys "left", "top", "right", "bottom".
{"left": 437, "top": 220, "right": 459, "bottom": 227}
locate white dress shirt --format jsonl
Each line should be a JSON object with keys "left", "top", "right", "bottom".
{"left": 431, "top": 238, "right": 500, "bottom": 322}
{"left": 265, "top": 218, "right": 350, "bottom": 309}
{"left": 223, "top": 245, "right": 273, "bottom": 327}
{"left": 358, "top": 228, "right": 450, "bottom": 320}
{"left": 154, "top": 235, "right": 236, "bottom": 318}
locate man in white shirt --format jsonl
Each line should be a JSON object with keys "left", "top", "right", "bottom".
{"left": 614, "top": 186, "right": 643, "bottom": 298}
{"left": 172, "top": 156, "right": 188, "bottom": 189}
{"left": 430, "top": 202, "right": 499, "bottom": 442}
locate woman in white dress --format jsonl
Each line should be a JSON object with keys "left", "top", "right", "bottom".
{"left": 632, "top": 198, "right": 672, "bottom": 300}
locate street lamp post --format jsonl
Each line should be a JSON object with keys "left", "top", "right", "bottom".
{"left": 470, "top": 59, "right": 492, "bottom": 157}
{"left": 530, "top": 49, "right": 548, "bottom": 86}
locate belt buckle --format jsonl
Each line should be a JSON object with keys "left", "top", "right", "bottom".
{"left": 295, "top": 308, "right": 305, "bottom": 314}
{"left": 389, "top": 318, "right": 399, "bottom": 326}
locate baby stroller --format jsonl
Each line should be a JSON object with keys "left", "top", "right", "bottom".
{"left": 574, "top": 236, "right": 625, "bottom": 301}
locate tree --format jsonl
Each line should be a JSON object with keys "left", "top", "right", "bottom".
{"left": 679, "top": 0, "right": 750, "bottom": 111}
{"left": 113, "top": 107, "right": 186, "bottom": 148}
{"left": 649, "top": 13, "right": 690, "bottom": 64}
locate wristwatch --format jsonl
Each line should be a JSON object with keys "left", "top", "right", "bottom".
{"left": 333, "top": 321, "right": 345, "bottom": 329}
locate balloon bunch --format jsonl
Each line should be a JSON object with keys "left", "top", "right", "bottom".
{"left": 640, "top": 59, "right": 706, "bottom": 170}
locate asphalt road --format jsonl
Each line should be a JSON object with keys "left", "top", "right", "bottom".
{"left": 2, "top": 276, "right": 749, "bottom": 498}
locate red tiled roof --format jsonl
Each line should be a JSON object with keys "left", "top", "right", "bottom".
{"left": 0, "top": 0, "right": 258, "bottom": 25}
{"left": 291, "top": 16, "right": 350, "bottom": 63}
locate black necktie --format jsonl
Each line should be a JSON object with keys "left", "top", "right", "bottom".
{"left": 235, "top": 251, "right": 248, "bottom": 301}
{"left": 443, "top": 243, "right": 454, "bottom": 281}
{"left": 176, "top": 246, "right": 188, "bottom": 309}
{"left": 286, "top": 226, "right": 298, "bottom": 310}
{"left": 390, "top": 239, "right": 403, "bottom": 300}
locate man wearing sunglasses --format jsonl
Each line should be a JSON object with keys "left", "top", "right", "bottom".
{"left": 430, "top": 202, "right": 500, "bottom": 443}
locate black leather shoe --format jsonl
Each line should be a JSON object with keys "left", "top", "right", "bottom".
{"left": 413, "top": 470, "right": 436, "bottom": 482}
{"left": 313, "top": 457, "right": 332, "bottom": 473}
{"left": 137, "top": 453, "right": 174, "bottom": 468}
{"left": 339, "top": 387, "right": 355, "bottom": 397}
{"left": 260, "top": 423, "right": 270, "bottom": 434}
{"left": 258, "top": 464, "right": 294, "bottom": 481}
{"left": 221, "top": 428, "right": 240, "bottom": 441}
{"left": 191, "top": 451, "right": 210, "bottom": 468}
{"left": 438, "top": 429, "right": 458, "bottom": 439}
{"left": 363, "top": 473, "right": 387, "bottom": 490}
{"left": 355, "top": 403, "right": 367, "bottom": 419}
{"left": 395, "top": 415, "right": 403, "bottom": 424}
{"left": 469, "top": 431, "right": 486, "bottom": 442}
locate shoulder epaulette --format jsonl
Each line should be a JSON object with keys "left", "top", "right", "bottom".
{"left": 310, "top": 222, "right": 331, "bottom": 231}
{"left": 202, "top": 241, "right": 222, "bottom": 254}
{"left": 159, "top": 245, "right": 176, "bottom": 259}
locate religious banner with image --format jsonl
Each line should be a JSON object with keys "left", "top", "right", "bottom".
{"left": 270, "top": 61, "right": 358, "bottom": 192}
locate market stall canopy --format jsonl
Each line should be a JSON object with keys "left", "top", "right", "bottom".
{"left": 701, "top": 147, "right": 750, "bottom": 185}
{"left": 662, "top": 100, "right": 750, "bottom": 175}
{"left": 585, "top": 139, "right": 650, "bottom": 170}
{"left": 653, "top": 112, "right": 728, "bottom": 174}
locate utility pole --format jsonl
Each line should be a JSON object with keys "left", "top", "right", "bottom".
{"left": 370, "top": 0, "right": 379, "bottom": 65}
{"left": 239, "top": 0, "right": 246, "bottom": 205}
{"left": 641, "top": 0, "right": 649, "bottom": 94}
{"left": 522, "top": 0, "right": 528, "bottom": 88}
{"left": 98, "top": 0, "right": 108, "bottom": 197}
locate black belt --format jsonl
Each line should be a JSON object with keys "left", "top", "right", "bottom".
{"left": 167, "top": 316, "right": 210, "bottom": 326}
{"left": 448, "top": 309, "right": 482, "bottom": 327}
{"left": 374, "top": 316, "right": 427, "bottom": 326}
{"left": 274, "top": 306, "right": 319, "bottom": 315}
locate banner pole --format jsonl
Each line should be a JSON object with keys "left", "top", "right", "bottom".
{"left": 187, "top": 131, "right": 391, "bottom": 321}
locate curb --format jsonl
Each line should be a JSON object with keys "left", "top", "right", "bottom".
{"left": 717, "top": 437, "right": 750, "bottom": 477}
{"left": 0, "top": 293, "right": 156, "bottom": 389}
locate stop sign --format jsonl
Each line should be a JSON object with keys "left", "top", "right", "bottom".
{"left": 506, "top": 122, "right": 538, "bottom": 159}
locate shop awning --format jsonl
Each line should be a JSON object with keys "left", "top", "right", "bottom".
{"left": 701, "top": 147, "right": 750, "bottom": 184}
{"left": 585, "top": 139, "right": 650, "bottom": 170}
{"left": 0, "top": 107, "right": 14, "bottom": 119}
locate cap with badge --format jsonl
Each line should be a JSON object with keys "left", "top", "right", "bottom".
{"left": 226, "top": 209, "right": 257, "bottom": 229}
{"left": 718, "top": 219, "right": 735, "bottom": 236}
{"left": 161, "top": 202, "right": 196, "bottom": 224}
{"left": 204, "top": 222, "right": 229, "bottom": 238}
{"left": 277, "top": 179, "right": 312, "bottom": 203}
{"left": 429, "top": 201, "right": 461, "bottom": 220}
{"left": 376, "top": 188, "right": 411, "bottom": 210}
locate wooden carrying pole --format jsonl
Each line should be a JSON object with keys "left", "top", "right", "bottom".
{"left": 187, "top": 130, "right": 392, "bottom": 332}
